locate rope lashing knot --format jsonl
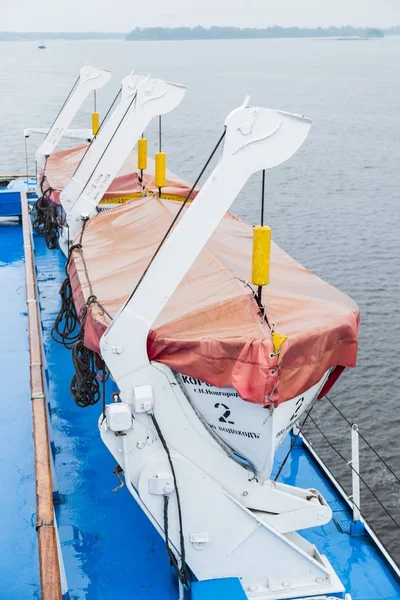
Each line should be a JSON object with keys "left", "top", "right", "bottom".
{"left": 239, "top": 278, "right": 272, "bottom": 330}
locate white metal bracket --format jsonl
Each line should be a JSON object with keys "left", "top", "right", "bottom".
{"left": 61, "top": 75, "right": 186, "bottom": 247}
{"left": 35, "top": 64, "right": 111, "bottom": 167}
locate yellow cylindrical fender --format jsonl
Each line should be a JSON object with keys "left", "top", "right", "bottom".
{"left": 155, "top": 152, "right": 166, "bottom": 188}
{"left": 92, "top": 112, "right": 100, "bottom": 136}
{"left": 251, "top": 225, "right": 271, "bottom": 287}
{"left": 138, "top": 138, "right": 147, "bottom": 171}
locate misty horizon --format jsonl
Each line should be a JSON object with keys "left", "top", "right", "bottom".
{"left": 1, "top": 0, "right": 400, "bottom": 33}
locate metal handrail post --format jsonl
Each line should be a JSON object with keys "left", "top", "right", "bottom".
{"left": 350, "top": 424, "right": 361, "bottom": 521}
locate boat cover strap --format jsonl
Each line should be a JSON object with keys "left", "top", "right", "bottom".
{"left": 41, "top": 144, "right": 197, "bottom": 205}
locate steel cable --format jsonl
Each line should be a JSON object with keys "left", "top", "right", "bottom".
{"left": 325, "top": 395, "right": 400, "bottom": 485}
{"left": 274, "top": 406, "right": 314, "bottom": 481}
{"left": 150, "top": 413, "right": 189, "bottom": 588}
{"left": 125, "top": 128, "right": 227, "bottom": 306}
{"left": 69, "top": 87, "right": 123, "bottom": 180}
{"left": 308, "top": 414, "right": 400, "bottom": 530}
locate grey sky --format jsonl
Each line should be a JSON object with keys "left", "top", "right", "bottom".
{"left": 3, "top": 0, "right": 400, "bottom": 32}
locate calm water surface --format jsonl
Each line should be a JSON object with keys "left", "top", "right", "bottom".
{"left": 0, "top": 37, "right": 399, "bottom": 559}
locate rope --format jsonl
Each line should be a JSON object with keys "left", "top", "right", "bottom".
{"left": 34, "top": 87, "right": 122, "bottom": 249}
{"left": 51, "top": 274, "right": 80, "bottom": 349}
{"left": 158, "top": 115, "right": 162, "bottom": 197}
{"left": 70, "top": 296, "right": 109, "bottom": 408}
{"left": 260, "top": 169, "right": 266, "bottom": 227}
{"left": 308, "top": 414, "right": 400, "bottom": 530}
{"left": 46, "top": 75, "right": 80, "bottom": 137}
{"left": 70, "top": 87, "right": 122, "bottom": 180}
{"left": 239, "top": 279, "right": 272, "bottom": 330}
{"left": 102, "top": 365, "right": 107, "bottom": 420}
{"left": 24, "top": 136, "right": 29, "bottom": 180}
{"left": 256, "top": 168, "right": 267, "bottom": 307}
{"left": 163, "top": 496, "right": 184, "bottom": 581}
{"left": 32, "top": 190, "right": 60, "bottom": 250}
{"left": 126, "top": 129, "right": 226, "bottom": 305}
{"left": 150, "top": 413, "right": 189, "bottom": 588}
{"left": 40, "top": 157, "right": 49, "bottom": 188}
{"left": 325, "top": 395, "right": 400, "bottom": 485}
{"left": 50, "top": 221, "right": 112, "bottom": 408}
{"left": 78, "top": 89, "right": 138, "bottom": 200}
{"left": 51, "top": 235, "right": 112, "bottom": 352}
{"left": 274, "top": 406, "right": 314, "bottom": 481}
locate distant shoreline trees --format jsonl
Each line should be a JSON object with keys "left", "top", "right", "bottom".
{"left": 0, "top": 26, "right": 389, "bottom": 42}
{"left": 126, "top": 26, "right": 385, "bottom": 42}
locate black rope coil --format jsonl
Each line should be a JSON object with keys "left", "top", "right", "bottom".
{"left": 32, "top": 189, "right": 60, "bottom": 250}
{"left": 70, "top": 295, "right": 109, "bottom": 408}
{"left": 70, "top": 337, "right": 102, "bottom": 408}
{"left": 51, "top": 238, "right": 111, "bottom": 408}
{"left": 70, "top": 345, "right": 100, "bottom": 407}
{"left": 51, "top": 276, "right": 79, "bottom": 348}
{"left": 51, "top": 244, "right": 82, "bottom": 348}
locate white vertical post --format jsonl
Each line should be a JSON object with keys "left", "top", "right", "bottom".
{"left": 351, "top": 424, "right": 361, "bottom": 521}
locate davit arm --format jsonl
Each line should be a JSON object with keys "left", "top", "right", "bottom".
{"left": 98, "top": 100, "right": 345, "bottom": 598}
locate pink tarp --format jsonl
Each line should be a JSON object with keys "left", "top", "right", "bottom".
{"left": 67, "top": 196, "right": 359, "bottom": 407}
{"left": 41, "top": 144, "right": 197, "bottom": 204}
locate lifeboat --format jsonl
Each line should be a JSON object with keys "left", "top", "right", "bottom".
{"left": 6, "top": 62, "right": 396, "bottom": 600}
{"left": 31, "top": 68, "right": 364, "bottom": 598}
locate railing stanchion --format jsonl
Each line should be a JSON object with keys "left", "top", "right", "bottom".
{"left": 350, "top": 423, "right": 361, "bottom": 521}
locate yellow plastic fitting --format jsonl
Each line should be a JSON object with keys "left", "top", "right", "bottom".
{"left": 272, "top": 331, "right": 287, "bottom": 355}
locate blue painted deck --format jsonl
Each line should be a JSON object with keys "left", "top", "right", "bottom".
{"left": 0, "top": 190, "right": 23, "bottom": 217}
{"left": 274, "top": 444, "right": 400, "bottom": 600}
{"left": 0, "top": 221, "right": 39, "bottom": 598}
{"left": 1, "top": 214, "right": 399, "bottom": 599}
{"left": 34, "top": 233, "right": 180, "bottom": 599}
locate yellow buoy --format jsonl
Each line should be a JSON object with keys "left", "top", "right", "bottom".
{"left": 251, "top": 225, "right": 271, "bottom": 287}
{"left": 138, "top": 138, "right": 148, "bottom": 171}
{"left": 92, "top": 112, "right": 100, "bottom": 136}
{"left": 155, "top": 152, "right": 166, "bottom": 188}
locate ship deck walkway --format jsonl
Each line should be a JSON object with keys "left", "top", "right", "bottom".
{"left": 1, "top": 214, "right": 399, "bottom": 599}
{"left": 0, "top": 220, "right": 39, "bottom": 597}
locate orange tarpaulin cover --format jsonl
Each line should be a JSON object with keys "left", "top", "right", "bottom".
{"left": 41, "top": 144, "right": 196, "bottom": 204}
{"left": 67, "top": 196, "right": 359, "bottom": 406}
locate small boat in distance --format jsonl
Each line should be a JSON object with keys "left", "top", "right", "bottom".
{"left": 37, "top": 41, "right": 46, "bottom": 49}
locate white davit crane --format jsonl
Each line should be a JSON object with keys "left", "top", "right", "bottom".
{"left": 34, "top": 65, "right": 111, "bottom": 168}
{"left": 98, "top": 100, "right": 345, "bottom": 599}
{"left": 59, "top": 75, "right": 186, "bottom": 252}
